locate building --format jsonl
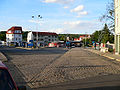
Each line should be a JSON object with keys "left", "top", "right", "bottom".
{"left": 115, "top": 0, "right": 120, "bottom": 54}
{"left": 27, "top": 31, "right": 58, "bottom": 46}
{"left": 6, "top": 26, "right": 23, "bottom": 46}
{"left": 74, "top": 34, "right": 91, "bottom": 41}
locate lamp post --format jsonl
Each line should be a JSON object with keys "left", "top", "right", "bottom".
{"left": 32, "top": 15, "right": 42, "bottom": 48}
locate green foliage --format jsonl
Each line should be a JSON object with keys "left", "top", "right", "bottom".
{"left": 102, "top": 24, "right": 111, "bottom": 43}
{"left": 58, "top": 34, "right": 82, "bottom": 41}
{"left": 0, "top": 31, "right": 6, "bottom": 41}
{"left": 108, "top": 48, "right": 114, "bottom": 52}
{"left": 91, "top": 24, "right": 114, "bottom": 44}
{"left": 91, "top": 31, "right": 101, "bottom": 42}
{"left": 23, "top": 31, "right": 29, "bottom": 41}
{"left": 83, "top": 38, "right": 92, "bottom": 46}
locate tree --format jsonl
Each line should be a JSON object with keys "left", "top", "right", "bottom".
{"left": 0, "top": 31, "right": 6, "bottom": 41}
{"left": 23, "top": 31, "right": 29, "bottom": 41}
{"left": 102, "top": 24, "right": 111, "bottom": 43}
{"left": 91, "top": 30, "right": 101, "bottom": 42}
{"left": 100, "top": 0, "right": 114, "bottom": 31}
{"left": 91, "top": 24, "right": 114, "bottom": 44}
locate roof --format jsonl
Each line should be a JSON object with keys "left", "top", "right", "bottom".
{"left": 0, "top": 61, "right": 7, "bottom": 68}
{"left": 6, "top": 26, "right": 22, "bottom": 34}
{"left": 32, "top": 32, "right": 58, "bottom": 36}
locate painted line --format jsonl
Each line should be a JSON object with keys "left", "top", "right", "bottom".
{"left": 116, "top": 59, "right": 120, "bottom": 62}
{"left": 101, "top": 55, "right": 115, "bottom": 60}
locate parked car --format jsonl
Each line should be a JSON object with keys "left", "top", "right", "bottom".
{"left": 0, "top": 61, "right": 26, "bottom": 90}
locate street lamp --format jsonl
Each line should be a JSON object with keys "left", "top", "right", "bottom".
{"left": 32, "top": 15, "right": 42, "bottom": 48}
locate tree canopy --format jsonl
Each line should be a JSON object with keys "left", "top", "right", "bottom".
{"left": 0, "top": 31, "right": 6, "bottom": 41}
{"left": 100, "top": 0, "right": 114, "bottom": 31}
{"left": 91, "top": 24, "right": 114, "bottom": 43}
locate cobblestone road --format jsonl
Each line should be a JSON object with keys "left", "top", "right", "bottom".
{"left": 1, "top": 47, "right": 120, "bottom": 89}
{"left": 1, "top": 47, "right": 67, "bottom": 89}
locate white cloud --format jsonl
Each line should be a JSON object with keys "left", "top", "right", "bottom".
{"left": 70, "top": 5, "right": 88, "bottom": 17}
{"left": 42, "top": 0, "right": 75, "bottom": 4}
{"left": 63, "top": 6, "right": 69, "bottom": 9}
{"left": 77, "top": 11, "right": 88, "bottom": 17}
{"left": 63, "top": 20, "right": 102, "bottom": 34}
{"left": 28, "top": 20, "right": 43, "bottom": 25}
{"left": 64, "top": 21, "right": 81, "bottom": 27}
{"left": 22, "top": 28, "right": 29, "bottom": 31}
{"left": 50, "top": 28, "right": 67, "bottom": 34}
{"left": 70, "top": 5, "right": 84, "bottom": 12}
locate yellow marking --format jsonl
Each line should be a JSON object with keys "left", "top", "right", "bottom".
{"left": 102, "top": 55, "right": 115, "bottom": 60}
{"left": 116, "top": 59, "right": 120, "bottom": 62}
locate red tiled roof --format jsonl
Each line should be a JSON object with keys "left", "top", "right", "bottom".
{"left": 6, "top": 26, "right": 22, "bottom": 34}
{"left": 32, "top": 32, "right": 58, "bottom": 36}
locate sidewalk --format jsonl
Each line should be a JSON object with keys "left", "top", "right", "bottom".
{"left": 85, "top": 48, "right": 120, "bottom": 61}
{"left": 0, "top": 52, "right": 7, "bottom": 62}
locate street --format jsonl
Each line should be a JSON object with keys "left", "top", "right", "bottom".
{"left": 1, "top": 47, "right": 120, "bottom": 90}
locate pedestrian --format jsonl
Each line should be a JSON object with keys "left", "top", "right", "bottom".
{"left": 95, "top": 42, "right": 96, "bottom": 50}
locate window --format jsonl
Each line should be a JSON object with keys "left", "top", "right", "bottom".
{"left": 41, "top": 39, "right": 43, "bottom": 41}
{"left": 55, "top": 36, "right": 57, "bottom": 38}
{"left": 34, "top": 34, "right": 36, "bottom": 37}
{"left": 15, "top": 30, "right": 21, "bottom": 33}
{"left": 34, "top": 39, "right": 36, "bottom": 41}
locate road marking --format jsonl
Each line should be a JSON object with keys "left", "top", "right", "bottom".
{"left": 102, "top": 55, "right": 115, "bottom": 60}
{"left": 116, "top": 59, "right": 120, "bottom": 62}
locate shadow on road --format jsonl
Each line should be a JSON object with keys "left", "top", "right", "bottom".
{"left": 69, "top": 86, "right": 120, "bottom": 90}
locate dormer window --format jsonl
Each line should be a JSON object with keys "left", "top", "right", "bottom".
{"left": 8, "top": 31, "right": 12, "bottom": 33}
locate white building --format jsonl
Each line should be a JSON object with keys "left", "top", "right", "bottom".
{"left": 6, "top": 26, "right": 22, "bottom": 46}
{"left": 27, "top": 31, "right": 58, "bottom": 46}
{"left": 115, "top": 0, "right": 120, "bottom": 54}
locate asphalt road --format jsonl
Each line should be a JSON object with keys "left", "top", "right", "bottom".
{"left": 1, "top": 47, "right": 120, "bottom": 90}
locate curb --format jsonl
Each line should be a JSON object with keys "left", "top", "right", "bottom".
{"left": 86, "top": 49, "right": 120, "bottom": 62}
{"left": 0, "top": 52, "right": 8, "bottom": 62}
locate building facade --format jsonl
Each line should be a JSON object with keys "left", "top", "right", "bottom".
{"left": 6, "top": 26, "right": 22, "bottom": 46}
{"left": 27, "top": 31, "right": 58, "bottom": 46}
{"left": 115, "top": 0, "right": 120, "bottom": 54}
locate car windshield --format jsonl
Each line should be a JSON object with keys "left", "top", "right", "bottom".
{"left": 0, "top": 69, "right": 16, "bottom": 90}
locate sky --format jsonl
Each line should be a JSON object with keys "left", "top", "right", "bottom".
{"left": 0, "top": 0, "right": 111, "bottom": 34}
